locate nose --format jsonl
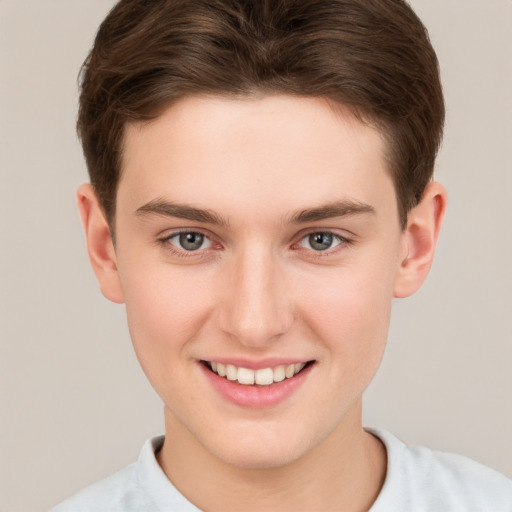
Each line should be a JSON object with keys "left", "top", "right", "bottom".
{"left": 217, "top": 246, "right": 294, "bottom": 348}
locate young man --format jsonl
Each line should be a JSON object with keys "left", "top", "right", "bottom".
{"left": 53, "top": 0, "right": 512, "bottom": 510}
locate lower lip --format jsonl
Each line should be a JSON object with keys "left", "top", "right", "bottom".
{"left": 199, "top": 362, "right": 314, "bottom": 409}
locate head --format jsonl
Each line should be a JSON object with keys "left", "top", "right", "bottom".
{"left": 77, "top": 0, "right": 446, "bottom": 469}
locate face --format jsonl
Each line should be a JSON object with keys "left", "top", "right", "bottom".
{"left": 113, "top": 95, "right": 406, "bottom": 468}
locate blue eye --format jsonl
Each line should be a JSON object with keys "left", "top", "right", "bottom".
{"left": 300, "top": 232, "right": 342, "bottom": 251}
{"left": 168, "top": 232, "right": 212, "bottom": 251}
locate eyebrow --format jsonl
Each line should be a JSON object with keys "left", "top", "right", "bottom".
{"left": 290, "top": 200, "right": 375, "bottom": 223}
{"left": 136, "top": 199, "right": 229, "bottom": 226}
{"left": 135, "top": 198, "right": 375, "bottom": 226}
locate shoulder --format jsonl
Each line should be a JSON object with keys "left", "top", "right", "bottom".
{"left": 368, "top": 428, "right": 512, "bottom": 512}
{"left": 52, "top": 435, "right": 200, "bottom": 512}
{"left": 50, "top": 461, "right": 143, "bottom": 512}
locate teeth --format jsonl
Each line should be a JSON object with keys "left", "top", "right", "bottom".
{"left": 273, "top": 365, "right": 285, "bottom": 382}
{"left": 226, "top": 364, "right": 237, "bottom": 381}
{"left": 237, "top": 367, "right": 255, "bottom": 385}
{"left": 294, "top": 363, "right": 305, "bottom": 373}
{"left": 255, "top": 368, "right": 273, "bottom": 386}
{"left": 207, "top": 361, "right": 309, "bottom": 386}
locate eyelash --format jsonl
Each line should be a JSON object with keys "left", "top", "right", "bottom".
{"left": 157, "top": 230, "right": 353, "bottom": 259}
{"left": 157, "top": 229, "right": 218, "bottom": 259}
{"left": 293, "top": 232, "right": 352, "bottom": 258}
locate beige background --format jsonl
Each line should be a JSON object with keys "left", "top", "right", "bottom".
{"left": 1, "top": 1, "right": 511, "bottom": 511}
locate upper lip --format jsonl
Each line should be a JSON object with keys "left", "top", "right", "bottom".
{"left": 200, "top": 358, "right": 314, "bottom": 370}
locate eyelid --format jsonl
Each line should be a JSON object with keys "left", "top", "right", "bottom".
{"left": 157, "top": 228, "right": 222, "bottom": 256}
{"left": 156, "top": 227, "right": 354, "bottom": 258}
{"left": 298, "top": 232, "right": 342, "bottom": 250}
{"left": 158, "top": 227, "right": 216, "bottom": 243}
{"left": 168, "top": 231, "right": 212, "bottom": 251}
{"left": 292, "top": 229, "right": 354, "bottom": 255}
{"left": 294, "top": 226, "right": 354, "bottom": 241}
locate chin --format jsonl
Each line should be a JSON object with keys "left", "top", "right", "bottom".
{"left": 216, "top": 443, "right": 305, "bottom": 470}
{"left": 199, "top": 421, "right": 318, "bottom": 470}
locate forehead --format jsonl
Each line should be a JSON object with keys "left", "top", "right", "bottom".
{"left": 118, "top": 95, "right": 396, "bottom": 223}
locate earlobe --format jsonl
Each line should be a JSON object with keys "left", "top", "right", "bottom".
{"left": 77, "top": 183, "right": 125, "bottom": 304}
{"left": 393, "top": 182, "right": 447, "bottom": 298}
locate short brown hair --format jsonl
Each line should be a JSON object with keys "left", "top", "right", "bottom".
{"left": 78, "top": 0, "right": 444, "bottom": 228}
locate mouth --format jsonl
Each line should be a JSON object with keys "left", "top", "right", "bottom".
{"left": 201, "top": 360, "right": 315, "bottom": 386}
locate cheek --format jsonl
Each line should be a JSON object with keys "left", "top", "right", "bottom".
{"left": 303, "top": 280, "right": 391, "bottom": 346}
{"left": 120, "top": 266, "right": 214, "bottom": 376}
{"left": 296, "top": 261, "right": 395, "bottom": 379}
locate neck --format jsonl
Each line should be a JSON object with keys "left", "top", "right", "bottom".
{"left": 157, "top": 402, "right": 387, "bottom": 512}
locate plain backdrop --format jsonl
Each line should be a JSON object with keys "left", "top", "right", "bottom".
{"left": 1, "top": 1, "right": 511, "bottom": 511}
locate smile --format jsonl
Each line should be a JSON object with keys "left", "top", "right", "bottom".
{"left": 204, "top": 361, "right": 311, "bottom": 386}
{"left": 200, "top": 359, "right": 316, "bottom": 408}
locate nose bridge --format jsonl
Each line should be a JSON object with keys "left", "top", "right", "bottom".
{"left": 219, "top": 242, "right": 293, "bottom": 347}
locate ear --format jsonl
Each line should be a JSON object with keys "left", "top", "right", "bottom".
{"left": 393, "top": 181, "right": 447, "bottom": 298}
{"left": 77, "top": 183, "right": 125, "bottom": 304}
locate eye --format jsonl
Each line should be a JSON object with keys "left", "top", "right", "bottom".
{"left": 299, "top": 232, "right": 342, "bottom": 251}
{"left": 168, "top": 232, "right": 212, "bottom": 251}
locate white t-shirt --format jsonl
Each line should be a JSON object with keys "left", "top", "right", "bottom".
{"left": 52, "top": 428, "right": 512, "bottom": 512}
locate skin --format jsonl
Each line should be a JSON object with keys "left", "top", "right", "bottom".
{"left": 78, "top": 95, "right": 446, "bottom": 511}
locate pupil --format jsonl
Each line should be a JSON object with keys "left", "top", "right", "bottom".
{"left": 179, "top": 232, "right": 203, "bottom": 251}
{"left": 310, "top": 233, "right": 332, "bottom": 251}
